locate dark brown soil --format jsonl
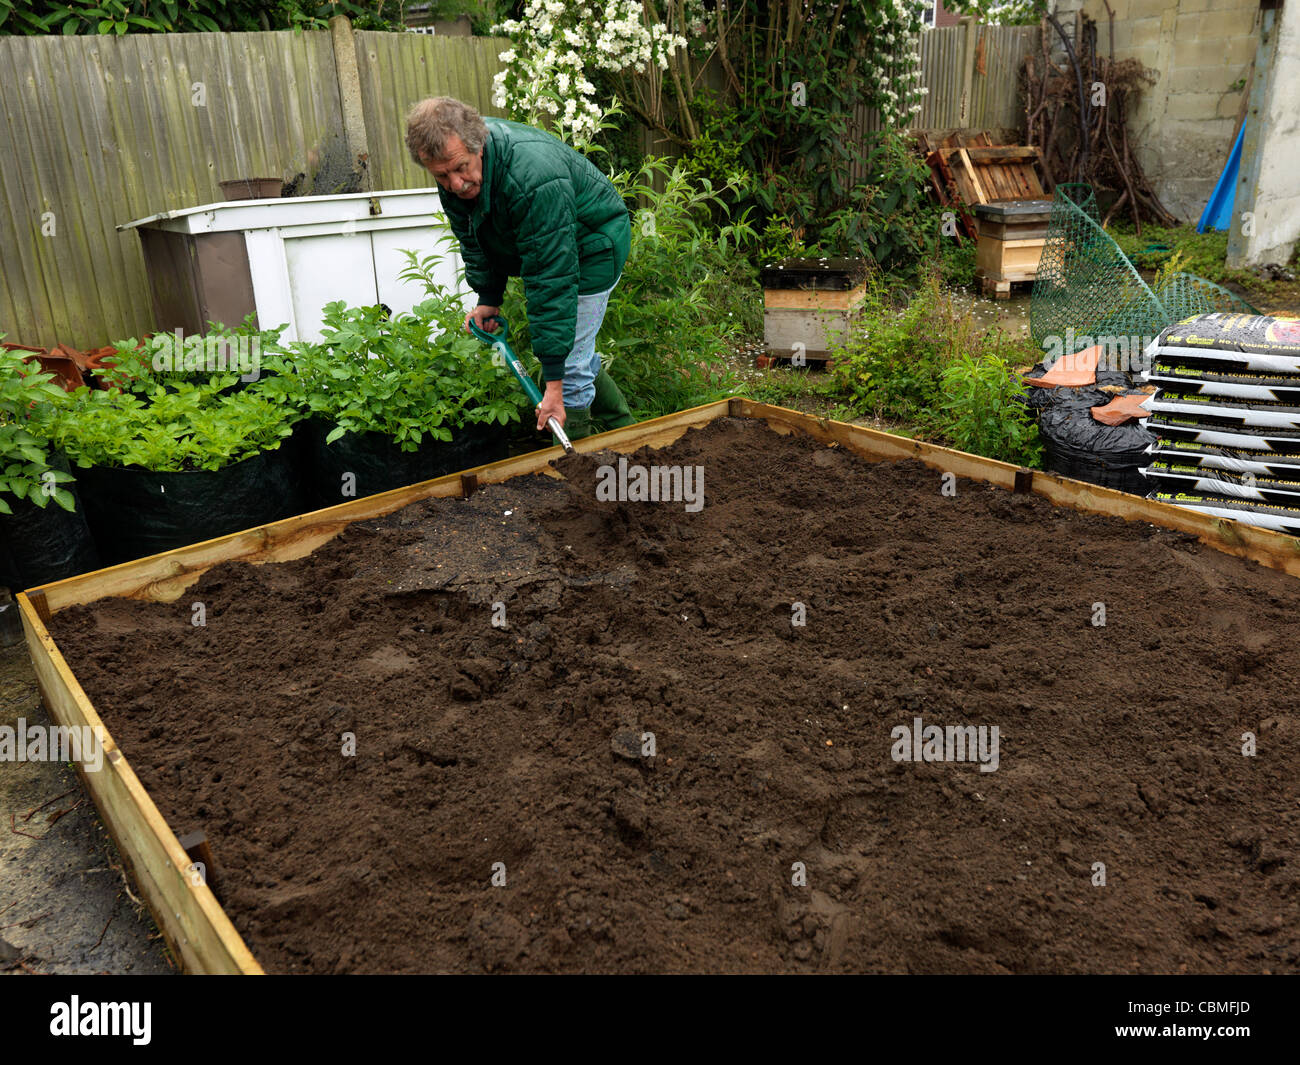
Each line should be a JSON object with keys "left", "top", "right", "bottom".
{"left": 47, "top": 418, "right": 1300, "bottom": 974}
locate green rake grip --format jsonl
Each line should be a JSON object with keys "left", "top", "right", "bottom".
{"left": 468, "top": 314, "right": 573, "bottom": 452}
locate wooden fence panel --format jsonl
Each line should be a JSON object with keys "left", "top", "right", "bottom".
{"left": 352, "top": 31, "right": 509, "bottom": 191}
{"left": 0, "top": 30, "right": 346, "bottom": 348}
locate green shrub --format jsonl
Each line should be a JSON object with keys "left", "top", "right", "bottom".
{"left": 937, "top": 350, "right": 1042, "bottom": 467}
{"left": 829, "top": 269, "right": 1043, "bottom": 465}
{"left": 939, "top": 238, "right": 978, "bottom": 290}
{"left": 830, "top": 272, "right": 952, "bottom": 422}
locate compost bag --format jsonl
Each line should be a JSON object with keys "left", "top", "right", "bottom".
{"left": 1147, "top": 411, "right": 1300, "bottom": 448}
{"left": 306, "top": 420, "right": 508, "bottom": 507}
{"left": 1147, "top": 312, "right": 1300, "bottom": 362}
{"left": 1147, "top": 490, "right": 1300, "bottom": 536}
{"left": 1144, "top": 358, "right": 1300, "bottom": 404}
{"left": 1037, "top": 390, "right": 1155, "bottom": 494}
{"left": 1140, "top": 458, "right": 1300, "bottom": 506}
{"left": 80, "top": 448, "right": 300, "bottom": 565}
{"left": 0, "top": 458, "right": 99, "bottom": 591}
{"left": 1146, "top": 392, "right": 1300, "bottom": 430}
{"left": 1148, "top": 436, "right": 1300, "bottom": 478}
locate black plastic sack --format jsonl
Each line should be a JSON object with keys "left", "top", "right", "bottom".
{"left": 1020, "top": 382, "right": 1111, "bottom": 414}
{"left": 1019, "top": 358, "right": 1129, "bottom": 417}
{"left": 0, "top": 459, "right": 100, "bottom": 591}
{"left": 1038, "top": 392, "right": 1156, "bottom": 495}
{"left": 79, "top": 447, "right": 302, "bottom": 565}
{"left": 305, "top": 419, "right": 509, "bottom": 508}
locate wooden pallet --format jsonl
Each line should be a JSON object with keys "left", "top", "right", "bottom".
{"left": 22, "top": 398, "right": 1300, "bottom": 972}
{"left": 915, "top": 130, "right": 1048, "bottom": 240}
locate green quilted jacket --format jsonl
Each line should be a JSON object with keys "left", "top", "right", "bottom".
{"left": 438, "top": 117, "right": 631, "bottom": 382}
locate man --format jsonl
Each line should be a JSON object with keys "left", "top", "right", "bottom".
{"left": 405, "top": 96, "right": 635, "bottom": 443}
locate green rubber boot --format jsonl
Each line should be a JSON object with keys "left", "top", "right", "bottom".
{"left": 589, "top": 367, "right": 636, "bottom": 433}
{"left": 556, "top": 404, "right": 592, "bottom": 446}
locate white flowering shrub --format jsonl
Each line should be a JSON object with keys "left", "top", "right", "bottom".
{"left": 493, "top": 1, "right": 926, "bottom": 143}
{"left": 492, "top": 0, "right": 689, "bottom": 146}
{"left": 864, "top": 0, "right": 928, "bottom": 126}
{"left": 946, "top": 1, "right": 1044, "bottom": 26}
{"left": 491, "top": 2, "right": 939, "bottom": 271}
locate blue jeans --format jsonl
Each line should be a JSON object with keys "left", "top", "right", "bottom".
{"left": 561, "top": 280, "right": 617, "bottom": 408}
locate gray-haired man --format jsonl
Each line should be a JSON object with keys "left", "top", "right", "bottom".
{"left": 406, "top": 96, "right": 635, "bottom": 442}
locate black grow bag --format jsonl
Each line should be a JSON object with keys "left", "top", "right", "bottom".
{"left": 304, "top": 419, "right": 509, "bottom": 508}
{"left": 0, "top": 457, "right": 100, "bottom": 591}
{"left": 79, "top": 447, "right": 302, "bottom": 566}
{"left": 1037, "top": 391, "right": 1156, "bottom": 496}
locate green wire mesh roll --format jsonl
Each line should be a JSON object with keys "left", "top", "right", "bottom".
{"left": 1030, "top": 183, "right": 1259, "bottom": 357}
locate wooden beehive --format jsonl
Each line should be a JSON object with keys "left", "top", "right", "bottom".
{"left": 760, "top": 257, "right": 868, "bottom": 362}
{"left": 974, "top": 199, "right": 1053, "bottom": 298}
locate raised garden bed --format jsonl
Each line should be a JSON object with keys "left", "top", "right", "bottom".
{"left": 19, "top": 400, "right": 1300, "bottom": 973}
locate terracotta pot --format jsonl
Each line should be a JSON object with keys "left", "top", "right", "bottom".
{"left": 30, "top": 353, "right": 84, "bottom": 391}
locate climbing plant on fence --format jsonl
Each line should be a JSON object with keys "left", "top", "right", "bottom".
{"left": 492, "top": 1, "right": 934, "bottom": 271}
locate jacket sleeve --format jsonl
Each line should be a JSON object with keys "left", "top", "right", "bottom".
{"left": 512, "top": 177, "right": 579, "bottom": 383}
{"left": 443, "top": 202, "right": 508, "bottom": 307}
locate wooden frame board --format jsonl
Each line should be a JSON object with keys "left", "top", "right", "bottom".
{"left": 19, "top": 398, "right": 1300, "bottom": 973}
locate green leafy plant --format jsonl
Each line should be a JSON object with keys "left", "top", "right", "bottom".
{"left": 582, "top": 157, "right": 757, "bottom": 417}
{"left": 0, "top": 344, "right": 76, "bottom": 513}
{"left": 937, "top": 350, "right": 1042, "bottom": 467}
{"left": 36, "top": 376, "right": 295, "bottom": 472}
{"left": 811, "top": 127, "right": 940, "bottom": 272}
{"left": 829, "top": 268, "right": 1043, "bottom": 464}
{"left": 257, "top": 250, "right": 529, "bottom": 450}
{"left": 831, "top": 273, "right": 953, "bottom": 423}
{"left": 939, "top": 237, "right": 978, "bottom": 290}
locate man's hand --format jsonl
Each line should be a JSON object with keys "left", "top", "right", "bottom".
{"left": 464, "top": 304, "right": 501, "bottom": 333}
{"left": 536, "top": 379, "right": 565, "bottom": 433}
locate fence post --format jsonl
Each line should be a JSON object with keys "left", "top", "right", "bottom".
{"left": 959, "top": 15, "right": 978, "bottom": 128}
{"left": 329, "top": 15, "right": 373, "bottom": 191}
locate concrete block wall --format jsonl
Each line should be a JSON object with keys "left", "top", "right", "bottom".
{"left": 1232, "top": 0, "right": 1300, "bottom": 267}
{"left": 1050, "top": 0, "right": 1260, "bottom": 223}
